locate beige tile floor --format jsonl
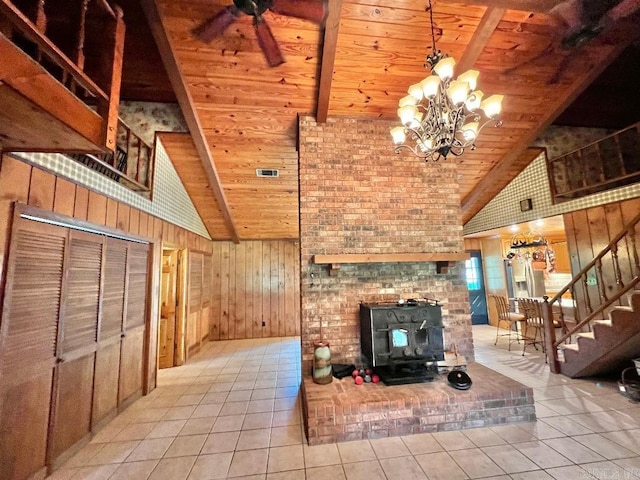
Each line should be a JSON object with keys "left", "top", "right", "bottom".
{"left": 50, "top": 325, "right": 640, "bottom": 480}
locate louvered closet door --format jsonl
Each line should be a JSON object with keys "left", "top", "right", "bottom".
{"left": 93, "top": 237, "right": 127, "bottom": 426}
{"left": 119, "top": 242, "right": 149, "bottom": 406}
{"left": 188, "top": 252, "right": 203, "bottom": 355}
{"left": 48, "top": 230, "right": 102, "bottom": 466}
{"left": 0, "top": 220, "right": 66, "bottom": 480}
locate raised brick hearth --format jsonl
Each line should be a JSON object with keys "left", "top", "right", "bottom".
{"left": 301, "top": 363, "right": 535, "bottom": 445}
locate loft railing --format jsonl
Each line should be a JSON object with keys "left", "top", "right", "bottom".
{"left": 542, "top": 210, "right": 640, "bottom": 373}
{"left": 69, "top": 120, "right": 154, "bottom": 196}
{"left": 0, "top": 0, "right": 124, "bottom": 151}
{"left": 548, "top": 122, "right": 640, "bottom": 203}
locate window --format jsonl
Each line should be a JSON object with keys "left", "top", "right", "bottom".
{"left": 465, "top": 256, "right": 481, "bottom": 290}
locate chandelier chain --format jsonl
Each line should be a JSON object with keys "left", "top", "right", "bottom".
{"left": 428, "top": 0, "right": 436, "bottom": 54}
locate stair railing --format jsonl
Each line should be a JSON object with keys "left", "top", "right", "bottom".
{"left": 542, "top": 210, "right": 640, "bottom": 373}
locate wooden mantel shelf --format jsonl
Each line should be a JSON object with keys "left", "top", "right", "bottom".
{"left": 312, "top": 253, "right": 470, "bottom": 275}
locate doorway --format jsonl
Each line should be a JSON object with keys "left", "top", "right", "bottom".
{"left": 158, "top": 247, "right": 186, "bottom": 369}
{"left": 466, "top": 250, "right": 489, "bottom": 325}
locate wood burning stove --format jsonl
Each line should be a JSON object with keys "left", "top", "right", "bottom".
{"left": 360, "top": 300, "right": 444, "bottom": 385}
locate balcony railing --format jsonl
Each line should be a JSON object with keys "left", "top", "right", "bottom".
{"left": 548, "top": 122, "right": 640, "bottom": 203}
{"left": 0, "top": 0, "right": 124, "bottom": 152}
{"left": 68, "top": 120, "right": 154, "bottom": 196}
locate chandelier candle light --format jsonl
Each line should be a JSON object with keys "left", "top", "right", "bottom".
{"left": 390, "top": 0, "right": 504, "bottom": 161}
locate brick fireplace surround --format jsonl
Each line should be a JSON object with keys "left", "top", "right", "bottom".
{"left": 297, "top": 116, "right": 535, "bottom": 444}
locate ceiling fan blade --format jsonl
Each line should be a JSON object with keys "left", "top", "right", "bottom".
{"left": 270, "top": 0, "right": 328, "bottom": 24}
{"left": 192, "top": 5, "right": 240, "bottom": 43}
{"left": 548, "top": 53, "right": 575, "bottom": 84}
{"left": 254, "top": 18, "right": 285, "bottom": 67}
{"left": 603, "top": 0, "right": 640, "bottom": 23}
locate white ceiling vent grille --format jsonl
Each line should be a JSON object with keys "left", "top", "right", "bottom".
{"left": 256, "top": 169, "right": 279, "bottom": 178}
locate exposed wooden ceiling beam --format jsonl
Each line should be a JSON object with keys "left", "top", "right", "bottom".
{"left": 316, "top": 0, "right": 342, "bottom": 124}
{"left": 455, "top": 7, "right": 505, "bottom": 73}
{"left": 437, "top": 0, "right": 562, "bottom": 13}
{"left": 140, "top": 0, "right": 240, "bottom": 243}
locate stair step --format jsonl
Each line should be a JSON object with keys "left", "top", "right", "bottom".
{"left": 630, "top": 292, "right": 640, "bottom": 312}
{"left": 577, "top": 332, "right": 595, "bottom": 340}
{"left": 560, "top": 343, "right": 579, "bottom": 351}
{"left": 612, "top": 306, "right": 633, "bottom": 313}
{"left": 593, "top": 319, "right": 612, "bottom": 327}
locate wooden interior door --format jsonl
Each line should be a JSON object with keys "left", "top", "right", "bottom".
{"left": 174, "top": 249, "right": 187, "bottom": 366}
{"left": 158, "top": 249, "right": 177, "bottom": 369}
{"left": 119, "top": 243, "right": 149, "bottom": 406}
{"left": 0, "top": 219, "right": 66, "bottom": 480}
{"left": 188, "top": 252, "right": 203, "bottom": 356}
{"left": 48, "top": 230, "right": 102, "bottom": 466}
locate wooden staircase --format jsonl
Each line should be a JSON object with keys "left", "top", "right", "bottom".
{"left": 542, "top": 211, "right": 640, "bottom": 378}
{"left": 559, "top": 293, "right": 640, "bottom": 378}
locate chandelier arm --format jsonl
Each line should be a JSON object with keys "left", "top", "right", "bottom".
{"left": 393, "top": 143, "right": 436, "bottom": 161}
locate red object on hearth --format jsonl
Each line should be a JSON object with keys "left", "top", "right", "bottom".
{"left": 354, "top": 375, "right": 364, "bottom": 385}
{"left": 352, "top": 369, "right": 359, "bottom": 378}
{"left": 372, "top": 374, "right": 380, "bottom": 383}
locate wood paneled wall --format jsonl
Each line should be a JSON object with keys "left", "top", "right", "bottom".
{"left": 563, "top": 197, "right": 640, "bottom": 320}
{"left": 209, "top": 240, "right": 300, "bottom": 340}
{"left": 0, "top": 154, "right": 212, "bottom": 392}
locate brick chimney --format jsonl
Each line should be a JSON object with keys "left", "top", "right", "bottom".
{"left": 298, "top": 116, "right": 474, "bottom": 372}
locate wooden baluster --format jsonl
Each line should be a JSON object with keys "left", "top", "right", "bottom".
{"left": 0, "top": 11, "right": 12, "bottom": 36}
{"left": 570, "top": 283, "right": 580, "bottom": 329}
{"left": 146, "top": 143, "right": 155, "bottom": 190}
{"left": 126, "top": 126, "right": 131, "bottom": 176}
{"left": 583, "top": 271, "right": 593, "bottom": 315}
{"left": 34, "top": 0, "right": 46, "bottom": 33}
{"left": 595, "top": 257, "right": 607, "bottom": 303}
{"left": 611, "top": 242, "right": 624, "bottom": 289}
{"left": 32, "top": 0, "right": 46, "bottom": 64}
{"left": 136, "top": 138, "right": 142, "bottom": 183}
{"left": 73, "top": 0, "right": 89, "bottom": 70}
{"left": 630, "top": 230, "right": 640, "bottom": 278}
{"left": 115, "top": 122, "right": 124, "bottom": 169}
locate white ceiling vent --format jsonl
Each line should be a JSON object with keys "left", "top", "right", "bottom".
{"left": 256, "top": 169, "right": 279, "bottom": 178}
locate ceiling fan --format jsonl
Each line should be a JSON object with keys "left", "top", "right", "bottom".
{"left": 506, "top": 0, "right": 640, "bottom": 83}
{"left": 192, "top": 0, "right": 328, "bottom": 67}
{"left": 550, "top": 0, "right": 640, "bottom": 49}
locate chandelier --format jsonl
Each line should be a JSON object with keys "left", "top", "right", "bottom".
{"left": 390, "top": 0, "right": 504, "bottom": 162}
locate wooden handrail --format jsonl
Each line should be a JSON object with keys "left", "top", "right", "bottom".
{"left": 548, "top": 210, "right": 640, "bottom": 304}
{"left": 548, "top": 121, "right": 640, "bottom": 162}
{"left": 553, "top": 171, "right": 640, "bottom": 198}
{"left": 548, "top": 122, "right": 640, "bottom": 203}
{"left": 0, "top": 0, "right": 108, "bottom": 101}
{"left": 543, "top": 209, "right": 640, "bottom": 373}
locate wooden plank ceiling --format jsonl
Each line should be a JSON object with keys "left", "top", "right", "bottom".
{"left": 140, "top": 0, "right": 640, "bottom": 241}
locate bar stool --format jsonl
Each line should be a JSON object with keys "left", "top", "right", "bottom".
{"left": 518, "top": 297, "right": 546, "bottom": 357}
{"left": 491, "top": 295, "right": 526, "bottom": 351}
